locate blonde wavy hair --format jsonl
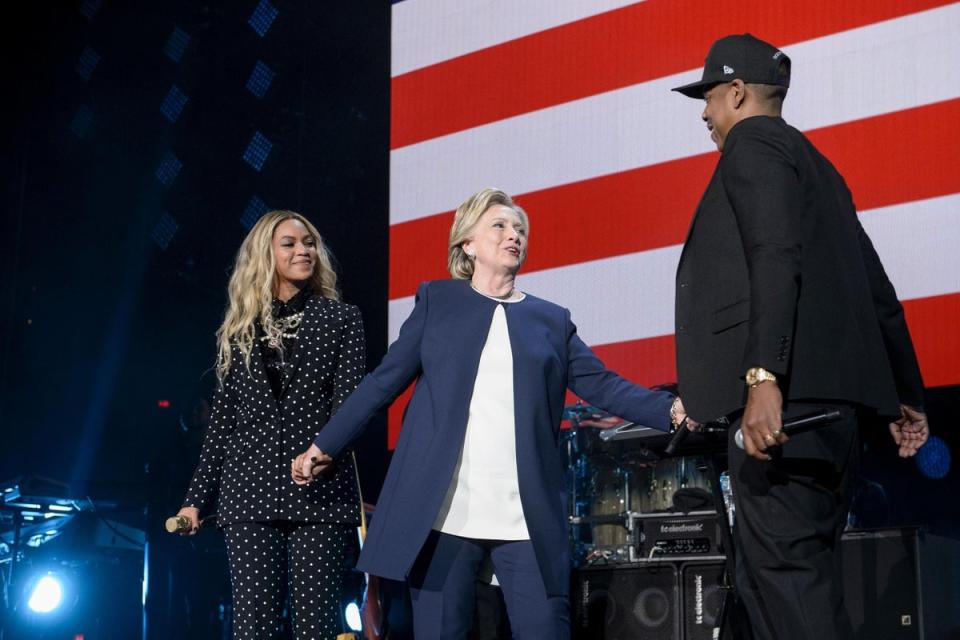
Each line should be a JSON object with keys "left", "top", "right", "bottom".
{"left": 216, "top": 210, "right": 339, "bottom": 382}
{"left": 448, "top": 188, "right": 529, "bottom": 279}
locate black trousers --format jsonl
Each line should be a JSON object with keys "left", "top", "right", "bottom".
{"left": 726, "top": 401, "right": 860, "bottom": 640}
{"left": 222, "top": 521, "right": 353, "bottom": 640}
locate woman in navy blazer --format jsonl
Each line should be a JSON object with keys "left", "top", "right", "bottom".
{"left": 294, "top": 188, "right": 685, "bottom": 638}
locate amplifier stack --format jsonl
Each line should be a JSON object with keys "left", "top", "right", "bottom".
{"left": 573, "top": 560, "right": 726, "bottom": 640}
{"left": 563, "top": 406, "right": 733, "bottom": 638}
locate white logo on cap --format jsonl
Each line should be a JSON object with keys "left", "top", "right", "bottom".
{"left": 723, "top": 65, "right": 734, "bottom": 74}
{"left": 773, "top": 51, "right": 783, "bottom": 59}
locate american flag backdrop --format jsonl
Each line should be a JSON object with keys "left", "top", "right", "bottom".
{"left": 386, "top": 0, "right": 960, "bottom": 448}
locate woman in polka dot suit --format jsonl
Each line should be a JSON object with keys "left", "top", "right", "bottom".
{"left": 176, "top": 210, "right": 366, "bottom": 640}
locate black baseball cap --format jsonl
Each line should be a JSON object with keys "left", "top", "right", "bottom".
{"left": 672, "top": 33, "right": 790, "bottom": 99}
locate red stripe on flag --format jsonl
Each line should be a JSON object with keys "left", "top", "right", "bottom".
{"left": 903, "top": 293, "right": 960, "bottom": 389}
{"left": 390, "top": 99, "right": 960, "bottom": 300}
{"left": 385, "top": 294, "right": 960, "bottom": 448}
{"left": 391, "top": 0, "right": 952, "bottom": 148}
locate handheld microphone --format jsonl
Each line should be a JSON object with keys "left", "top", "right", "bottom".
{"left": 165, "top": 515, "right": 193, "bottom": 534}
{"left": 664, "top": 422, "right": 691, "bottom": 456}
{"left": 734, "top": 409, "right": 843, "bottom": 450}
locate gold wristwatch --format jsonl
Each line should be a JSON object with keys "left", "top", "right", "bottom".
{"left": 745, "top": 367, "right": 777, "bottom": 387}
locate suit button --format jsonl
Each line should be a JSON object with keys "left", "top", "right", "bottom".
{"left": 679, "top": 282, "right": 688, "bottom": 288}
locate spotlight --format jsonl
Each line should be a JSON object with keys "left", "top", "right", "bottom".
{"left": 344, "top": 601, "right": 362, "bottom": 632}
{"left": 28, "top": 574, "right": 64, "bottom": 614}
{"left": 242, "top": 131, "right": 273, "bottom": 172}
{"left": 155, "top": 152, "right": 183, "bottom": 187}
{"left": 248, "top": 0, "right": 279, "bottom": 38}
{"left": 915, "top": 436, "right": 951, "bottom": 480}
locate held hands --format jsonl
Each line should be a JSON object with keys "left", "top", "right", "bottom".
{"left": 175, "top": 506, "right": 200, "bottom": 536}
{"left": 889, "top": 404, "right": 929, "bottom": 458}
{"left": 740, "top": 381, "right": 787, "bottom": 461}
{"left": 575, "top": 397, "right": 700, "bottom": 432}
{"left": 671, "top": 397, "right": 700, "bottom": 431}
{"left": 291, "top": 443, "right": 333, "bottom": 485}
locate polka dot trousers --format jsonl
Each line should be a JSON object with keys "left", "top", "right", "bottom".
{"left": 223, "top": 521, "right": 352, "bottom": 640}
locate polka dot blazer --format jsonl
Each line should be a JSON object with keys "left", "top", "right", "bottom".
{"left": 183, "top": 296, "right": 366, "bottom": 526}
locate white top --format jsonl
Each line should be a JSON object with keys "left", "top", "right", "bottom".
{"left": 433, "top": 295, "right": 529, "bottom": 539}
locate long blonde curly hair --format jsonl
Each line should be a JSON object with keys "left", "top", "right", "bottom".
{"left": 216, "top": 210, "right": 339, "bottom": 382}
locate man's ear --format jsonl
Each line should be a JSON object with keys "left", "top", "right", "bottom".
{"left": 730, "top": 79, "right": 747, "bottom": 109}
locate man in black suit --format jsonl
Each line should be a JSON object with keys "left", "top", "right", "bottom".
{"left": 671, "top": 34, "right": 930, "bottom": 639}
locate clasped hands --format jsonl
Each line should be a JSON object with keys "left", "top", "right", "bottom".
{"left": 291, "top": 443, "right": 334, "bottom": 485}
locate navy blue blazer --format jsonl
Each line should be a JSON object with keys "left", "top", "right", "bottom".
{"left": 313, "top": 279, "right": 673, "bottom": 596}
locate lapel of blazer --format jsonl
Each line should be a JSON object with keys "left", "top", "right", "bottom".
{"left": 678, "top": 161, "right": 723, "bottom": 271}
{"left": 247, "top": 339, "right": 280, "bottom": 412}
{"left": 442, "top": 282, "right": 500, "bottom": 437}
{"left": 278, "top": 295, "right": 321, "bottom": 399}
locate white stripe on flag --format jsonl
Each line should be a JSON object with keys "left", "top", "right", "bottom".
{"left": 388, "top": 193, "right": 960, "bottom": 345}
{"left": 389, "top": 4, "right": 960, "bottom": 225}
{"left": 391, "top": 0, "right": 642, "bottom": 76}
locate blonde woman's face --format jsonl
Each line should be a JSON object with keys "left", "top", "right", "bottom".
{"left": 462, "top": 205, "right": 527, "bottom": 276}
{"left": 272, "top": 218, "right": 317, "bottom": 286}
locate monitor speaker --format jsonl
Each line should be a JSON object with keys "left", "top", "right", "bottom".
{"left": 681, "top": 563, "right": 726, "bottom": 639}
{"left": 841, "top": 527, "right": 960, "bottom": 639}
{"left": 573, "top": 564, "right": 680, "bottom": 640}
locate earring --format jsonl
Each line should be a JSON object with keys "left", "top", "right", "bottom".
{"left": 466, "top": 251, "right": 475, "bottom": 258}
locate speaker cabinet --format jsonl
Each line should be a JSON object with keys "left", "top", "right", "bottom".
{"left": 841, "top": 528, "right": 960, "bottom": 639}
{"left": 573, "top": 560, "right": 727, "bottom": 640}
{"left": 681, "top": 563, "right": 725, "bottom": 640}
{"left": 574, "top": 564, "right": 680, "bottom": 640}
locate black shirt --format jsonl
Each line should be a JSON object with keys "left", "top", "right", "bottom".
{"left": 260, "top": 286, "right": 311, "bottom": 399}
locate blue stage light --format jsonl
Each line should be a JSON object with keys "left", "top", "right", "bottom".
{"left": 76, "top": 46, "right": 100, "bottom": 81}
{"left": 151, "top": 213, "right": 179, "bottom": 250}
{"left": 160, "top": 85, "right": 189, "bottom": 123}
{"left": 155, "top": 151, "right": 183, "bottom": 187}
{"left": 79, "top": 0, "right": 102, "bottom": 19}
{"left": 69, "top": 105, "right": 94, "bottom": 139}
{"left": 27, "top": 575, "right": 63, "bottom": 614}
{"left": 241, "top": 196, "right": 269, "bottom": 230}
{"left": 915, "top": 436, "right": 950, "bottom": 480}
{"left": 164, "top": 27, "right": 191, "bottom": 63}
{"left": 249, "top": 0, "right": 279, "bottom": 37}
{"left": 344, "top": 602, "right": 362, "bottom": 632}
{"left": 246, "top": 61, "right": 276, "bottom": 99}
{"left": 242, "top": 131, "right": 273, "bottom": 172}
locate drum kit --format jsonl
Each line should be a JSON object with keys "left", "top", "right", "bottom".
{"left": 562, "top": 402, "right": 719, "bottom": 566}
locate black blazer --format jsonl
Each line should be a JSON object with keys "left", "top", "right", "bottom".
{"left": 675, "top": 116, "right": 924, "bottom": 423}
{"left": 183, "top": 295, "right": 366, "bottom": 526}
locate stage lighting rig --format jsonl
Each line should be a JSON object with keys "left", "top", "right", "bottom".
{"left": 248, "top": 0, "right": 279, "bottom": 38}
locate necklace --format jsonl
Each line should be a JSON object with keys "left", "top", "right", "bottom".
{"left": 260, "top": 311, "right": 305, "bottom": 349}
{"left": 470, "top": 282, "right": 516, "bottom": 301}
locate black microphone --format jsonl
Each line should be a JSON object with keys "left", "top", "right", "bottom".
{"left": 664, "top": 421, "right": 691, "bottom": 456}
{"left": 734, "top": 409, "right": 843, "bottom": 450}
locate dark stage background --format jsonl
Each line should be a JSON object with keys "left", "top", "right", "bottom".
{"left": 2, "top": 1, "right": 390, "bottom": 638}
{"left": 1, "top": 1, "right": 956, "bottom": 639}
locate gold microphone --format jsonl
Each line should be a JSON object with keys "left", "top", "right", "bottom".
{"left": 165, "top": 515, "right": 194, "bottom": 534}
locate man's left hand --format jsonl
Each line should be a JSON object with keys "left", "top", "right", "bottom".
{"left": 889, "top": 404, "right": 929, "bottom": 458}
{"left": 740, "top": 382, "right": 786, "bottom": 461}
